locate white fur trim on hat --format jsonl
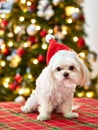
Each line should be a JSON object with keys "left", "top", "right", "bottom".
{"left": 46, "top": 34, "right": 55, "bottom": 43}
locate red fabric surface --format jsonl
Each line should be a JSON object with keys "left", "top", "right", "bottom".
{"left": 0, "top": 98, "right": 98, "bottom": 130}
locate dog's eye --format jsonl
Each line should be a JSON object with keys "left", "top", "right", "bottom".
{"left": 56, "top": 67, "right": 62, "bottom": 71}
{"left": 69, "top": 66, "right": 74, "bottom": 70}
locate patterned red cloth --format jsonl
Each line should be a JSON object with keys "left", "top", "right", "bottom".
{"left": 0, "top": 98, "right": 98, "bottom": 130}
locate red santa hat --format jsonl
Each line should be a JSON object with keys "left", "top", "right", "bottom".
{"left": 46, "top": 34, "right": 72, "bottom": 65}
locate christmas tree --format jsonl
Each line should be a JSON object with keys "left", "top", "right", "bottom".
{"left": 0, "top": 0, "right": 97, "bottom": 101}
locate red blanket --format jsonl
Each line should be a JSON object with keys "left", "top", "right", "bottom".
{"left": 0, "top": 98, "right": 98, "bottom": 130}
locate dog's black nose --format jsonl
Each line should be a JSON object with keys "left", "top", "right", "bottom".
{"left": 63, "top": 72, "right": 69, "bottom": 78}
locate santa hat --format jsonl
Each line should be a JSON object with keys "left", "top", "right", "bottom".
{"left": 46, "top": 34, "right": 72, "bottom": 65}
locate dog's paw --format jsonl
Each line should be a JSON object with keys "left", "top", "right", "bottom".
{"left": 64, "top": 112, "right": 79, "bottom": 119}
{"left": 37, "top": 114, "right": 50, "bottom": 121}
{"left": 21, "top": 106, "right": 32, "bottom": 113}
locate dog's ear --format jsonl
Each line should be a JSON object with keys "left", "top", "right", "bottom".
{"left": 36, "top": 65, "right": 54, "bottom": 88}
{"left": 76, "top": 56, "right": 90, "bottom": 86}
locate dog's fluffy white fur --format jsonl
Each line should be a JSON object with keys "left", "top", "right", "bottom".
{"left": 21, "top": 50, "right": 90, "bottom": 121}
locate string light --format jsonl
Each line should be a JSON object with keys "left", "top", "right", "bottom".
{"left": 27, "top": 74, "right": 33, "bottom": 79}
{"left": 67, "top": 18, "right": 72, "bottom": 24}
{"left": 19, "top": 16, "right": 25, "bottom": 22}
{"left": 33, "top": 59, "right": 39, "bottom": 65}
{"left": 5, "top": 77, "right": 11, "bottom": 83}
{"left": 19, "top": 88, "right": 24, "bottom": 95}
{"left": 79, "top": 52, "right": 86, "bottom": 59}
{"left": 2, "top": 77, "right": 10, "bottom": 88}
{"left": 27, "top": 1, "right": 32, "bottom": 6}
{"left": 62, "top": 30, "right": 67, "bottom": 35}
{"left": 86, "top": 91, "right": 94, "bottom": 98}
{"left": 65, "top": 6, "right": 80, "bottom": 16}
{"left": 23, "top": 42, "right": 29, "bottom": 48}
{"left": 0, "top": 14, "right": 6, "bottom": 19}
{"left": 14, "top": 26, "right": 21, "bottom": 34}
{"left": 48, "top": 29, "right": 53, "bottom": 34}
{"left": 73, "top": 36, "right": 78, "bottom": 42}
{"left": 42, "top": 43, "right": 48, "bottom": 50}
{"left": 77, "top": 91, "right": 85, "bottom": 97}
{"left": 0, "top": 61, "right": 6, "bottom": 67}
{"left": 20, "top": 0, "right": 26, "bottom": 4}
{"left": 0, "top": 30, "right": 4, "bottom": 36}
{"left": 36, "top": 25, "right": 41, "bottom": 31}
{"left": 65, "top": 6, "right": 75, "bottom": 16}
{"left": 75, "top": 8, "right": 80, "bottom": 13}
{"left": 31, "top": 19, "right": 36, "bottom": 24}
{"left": 7, "top": 32, "right": 14, "bottom": 38}
{"left": 3, "top": 82, "right": 9, "bottom": 88}
{"left": 0, "top": 44, "right": 5, "bottom": 50}
{"left": 8, "top": 41, "right": 14, "bottom": 47}
{"left": 19, "top": 88, "right": 30, "bottom": 96}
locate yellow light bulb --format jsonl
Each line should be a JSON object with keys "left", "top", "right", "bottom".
{"left": 18, "top": 88, "right": 30, "bottom": 96}
{"left": 75, "top": 8, "right": 80, "bottom": 13}
{"left": 79, "top": 52, "right": 86, "bottom": 59}
{"left": 62, "top": 30, "right": 67, "bottom": 35}
{"left": 19, "top": 88, "right": 25, "bottom": 95}
{"left": 31, "top": 19, "right": 36, "bottom": 24}
{"left": 25, "top": 88, "right": 30, "bottom": 95}
{"left": 36, "top": 25, "right": 41, "bottom": 31}
{"left": 19, "top": 16, "right": 25, "bottom": 22}
{"left": 5, "top": 77, "right": 11, "bottom": 83}
{"left": 42, "top": 43, "right": 48, "bottom": 50}
{"left": 1, "top": 14, "right": 6, "bottom": 18}
{"left": 67, "top": 18, "right": 72, "bottom": 24}
{"left": 27, "top": 74, "right": 33, "bottom": 79}
{"left": 48, "top": 29, "right": 53, "bottom": 34}
{"left": 8, "top": 41, "right": 13, "bottom": 47}
{"left": 21, "top": 0, "right": 26, "bottom": 4}
{"left": 14, "top": 26, "right": 21, "bottom": 34}
{"left": 73, "top": 36, "right": 78, "bottom": 42}
{"left": 23, "top": 42, "right": 29, "bottom": 48}
{"left": 86, "top": 91, "right": 94, "bottom": 98}
{"left": 0, "top": 30, "right": 4, "bottom": 36}
{"left": 65, "top": 6, "right": 75, "bottom": 16}
{"left": 33, "top": 59, "right": 39, "bottom": 65}
{"left": 3, "top": 82, "right": 9, "bottom": 88}
{"left": 1, "top": 44, "right": 5, "bottom": 50}
{"left": 77, "top": 91, "right": 85, "bottom": 97}
{"left": 27, "top": 1, "right": 32, "bottom": 6}
{"left": 0, "top": 61, "right": 6, "bottom": 67}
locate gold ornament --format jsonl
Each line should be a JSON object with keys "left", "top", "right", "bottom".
{"left": 86, "top": 91, "right": 94, "bottom": 98}
{"left": 65, "top": 6, "right": 75, "bottom": 16}
{"left": 77, "top": 91, "right": 85, "bottom": 97}
{"left": 9, "top": 54, "right": 21, "bottom": 68}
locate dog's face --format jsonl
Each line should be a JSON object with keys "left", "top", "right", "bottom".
{"left": 49, "top": 50, "right": 90, "bottom": 86}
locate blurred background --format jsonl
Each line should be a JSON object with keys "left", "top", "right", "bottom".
{"left": 0, "top": 0, "right": 98, "bottom": 102}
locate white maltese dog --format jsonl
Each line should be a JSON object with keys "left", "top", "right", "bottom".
{"left": 21, "top": 34, "right": 90, "bottom": 121}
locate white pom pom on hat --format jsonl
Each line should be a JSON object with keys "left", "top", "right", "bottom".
{"left": 45, "top": 34, "right": 72, "bottom": 65}
{"left": 45, "top": 34, "right": 55, "bottom": 43}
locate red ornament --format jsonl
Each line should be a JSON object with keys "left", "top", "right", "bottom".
{"left": 38, "top": 55, "right": 45, "bottom": 62}
{"left": 2, "top": 47, "right": 10, "bottom": 55}
{"left": 40, "top": 29, "right": 47, "bottom": 37}
{"left": 77, "top": 38, "right": 85, "bottom": 48}
{"left": 16, "top": 48, "right": 25, "bottom": 56}
{"left": 79, "top": 15, "right": 85, "bottom": 21}
{"left": 61, "top": 14, "right": 65, "bottom": 19}
{"left": 9, "top": 82, "right": 20, "bottom": 91}
{"left": 1, "top": 19, "right": 8, "bottom": 29}
{"left": 29, "top": 4, "right": 36, "bottom": 11}
{"left": 28, "top": 36, "right": 37, "bottom": 44}
{"left": 14, "top": 73, "right": 22, "bottom": 83}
